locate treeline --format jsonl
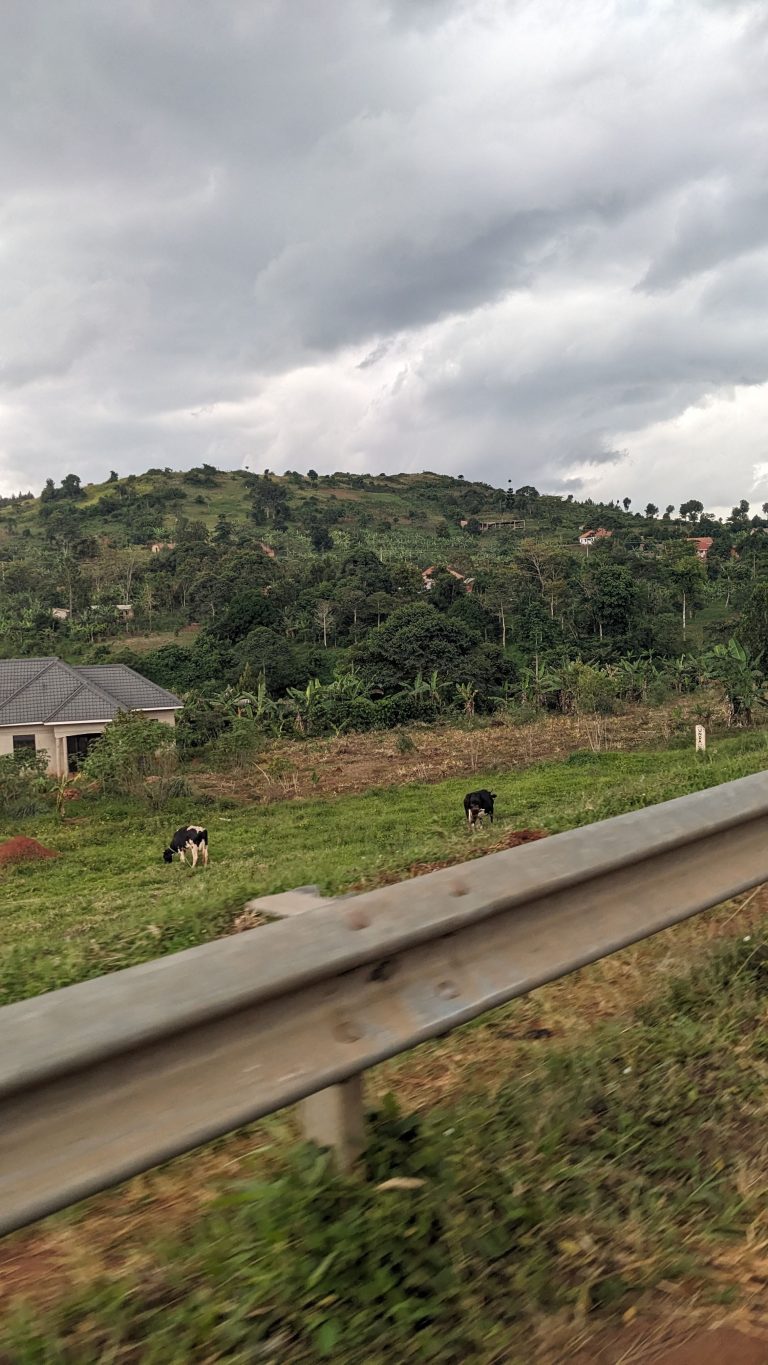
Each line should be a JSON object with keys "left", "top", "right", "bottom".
{"left": 3, "top": 468, "right": 768, "bottom": 738}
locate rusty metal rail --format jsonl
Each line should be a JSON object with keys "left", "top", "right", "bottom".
{"left": 2, "top": 771, "right": 768, "bottom": 1235}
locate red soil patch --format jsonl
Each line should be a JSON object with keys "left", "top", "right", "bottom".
{"left": 0, "top": 835, "right": 58, "bottom": 866}
{"left": 571, "top": 1323, "right": 768, "bottom": 1365}
{"left": 0, "top": 1239, "right": 67, "bottom": 1309}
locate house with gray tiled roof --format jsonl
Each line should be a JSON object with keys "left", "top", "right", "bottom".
{"left": 0, "top": 658, "right": 181, "bottom": 775}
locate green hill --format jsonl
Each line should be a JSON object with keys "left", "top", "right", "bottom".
{"left": 0, "top": 464, "right": 765, "bottom": 720}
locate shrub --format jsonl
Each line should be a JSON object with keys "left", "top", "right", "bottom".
{"left": 0, "top": 751, "right": 49, "bottom": 818}
{"left": 574, "top": 664, "right": 617, "bottom": 715}
{"left": 316, "top": 695, "right": 378, "bottom": 734}
{"left": 374, "top": 692, "right": 430, "bottom": 727}
{"left": 82, "top": 712, "right": 178, "bottom": 806}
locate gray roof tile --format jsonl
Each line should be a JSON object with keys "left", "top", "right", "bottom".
{"left": 0, "top": 658, "right": 181, "bottom": 727}
{"left": 74, "top": 665, "right": 181, "bottom": 712}
{"left": 0, "top": 657, "right": 56, "bottom": 704}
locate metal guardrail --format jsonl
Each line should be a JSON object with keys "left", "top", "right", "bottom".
{"left": 2, "top": 772, "right": 768, "bottom": 1236}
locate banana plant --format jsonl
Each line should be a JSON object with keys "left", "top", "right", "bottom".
{"left": 702, "top": 639, "right": 767, "bottom": 726}
{"left": 455, "top": 681, "right": 478, "bottom": 720}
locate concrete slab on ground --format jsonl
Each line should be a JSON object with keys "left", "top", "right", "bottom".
{"left": 242, "top": 885, "right": 335, "bottom": 920}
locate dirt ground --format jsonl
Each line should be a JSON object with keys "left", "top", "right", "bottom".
{"left": 192, "top": 698, "right": 704, "bottom": 805}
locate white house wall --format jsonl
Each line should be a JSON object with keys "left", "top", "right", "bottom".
{"left": 2, "top": 709, "right": 178, "bottom": 777}
{"left": 0, "top": 725, "right": 57, "bottom": 771}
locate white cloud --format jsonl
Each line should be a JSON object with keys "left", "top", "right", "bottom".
{"left": 1, "top": 0, "right": 767, "bottom": 502}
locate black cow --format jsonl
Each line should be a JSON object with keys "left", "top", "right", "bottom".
{"left": 163, "top": 825, "right": 209, "bottom": 867}
{"left": 464, "top": 789, "right": 496, "bottom": 831}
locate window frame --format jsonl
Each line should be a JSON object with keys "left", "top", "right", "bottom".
{"left": 12, "top": 735, "right": 36, "bottom": 753}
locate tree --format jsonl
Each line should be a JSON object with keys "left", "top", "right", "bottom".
{"left": 338, "top": 549, "right": 392, "bottom": 597}
{"left": 679, "top": 499, "right": 703, "bottom": 523}
{"left": 739, "top": 583, "right": 768, "bottom": 657}
{"left": 644, "top": 503, "right": 659, "bottom": 519}
{"left": 249, "top": 476, "right": 289, "bottom": 525}
{"left": 237, "top": 627, "right": 305, "bottom": 694}
{"left": 108, "top": 470, "right": 119, "bottom": 482}
{"left": 622, "top": 497, "right": 631, "bottom": 511}
{"left": 315, "top": 599, "right": 335, "bottom": 648}
{"left": 729, "top": 499, "right": 750, "bottom": 525}
{"left": 663, "top": 505, "right": 675, "bottom": 520}
{"left": 60, "top": 473, "right": 85, "bottom": 500}
{"left": 208, "top": 588, "right": 279, "bottom": 643}
{"left": 307, "top": 469, "right": 319, "bottom": 483}
{"left": 212, "top": 515, "right": 234, "bottom": 545}
{"left": 584, "top": 564, "right": 638, "bottom": 640}
{"left": 310, "top": 524, "right": 333, "bottom": 553}
{"left": 354, "top": 602, "right": 502, "bottom": 695}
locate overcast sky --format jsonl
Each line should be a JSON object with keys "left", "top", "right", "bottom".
{"left": 2, "top": 0, "right": 768, "bottom": 512}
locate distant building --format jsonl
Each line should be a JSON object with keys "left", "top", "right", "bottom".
{"left": 51, "top": 608, "right": 70, "bottom": 621}
{"left": 578, "top": 528, "right": 613, "bottom": 546}
{"left": 687, "top": 536, "right": 713, "bottom": 560}
{"left": 0, "top": 658, "right": 181, "bottom": 775}
{"left": 115, "top": 604, "right": 134, "bottom": 620}
{"left": 258, "top": 541, "right": 277, "bottom": 559}
{"left": 422, "top": 565, "right": 474, "bottom": 594}
{"left": 150, "top": 541, "right": 176, "bottom": 554}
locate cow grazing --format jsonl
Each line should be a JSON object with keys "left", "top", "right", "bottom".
{"left": 464, "top": 790, "right": 496, "bottom": 831}
{"left": 163, "top": 825, "right": 209, "bottom": 867}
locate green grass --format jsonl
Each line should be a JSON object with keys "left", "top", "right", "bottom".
{"left": 2, "top": 729, "right": 768, "bottom": 1007}
{"left": 3, "top": 734, "right": 768, "bottom": 1359}
{"left": 3, "top": 933, "right": 768, "bottom": 1362}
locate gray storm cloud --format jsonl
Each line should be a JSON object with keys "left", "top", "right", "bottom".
{"left": 1, "top": 0, "right": 768, "bottom": 511}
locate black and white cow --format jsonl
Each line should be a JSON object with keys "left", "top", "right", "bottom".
{"left": 163, "top": 825, "right": 209, "bottom": 867}
{"left": 463, "top": 789, "right": 496, "bottom": 831}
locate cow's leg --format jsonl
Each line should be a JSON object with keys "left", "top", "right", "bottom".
{"left": 202, "top": 843, "right": 209, "bottom": 866}
{"left": 179, "top": 849, "right": 186, "bottom": 865}
{"left": 190, "top": 842, "right": 198, "bottom": 868}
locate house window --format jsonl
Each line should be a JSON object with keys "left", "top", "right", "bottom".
{"left": 12, "top": 735, "right": 36, "bottom": 754}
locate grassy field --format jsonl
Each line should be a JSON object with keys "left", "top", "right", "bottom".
{"left": 2, "top": 731, "right": 768, "bottom": 1361}
{"left": 2, "top": 729, "right": 768, "bottom": 1007}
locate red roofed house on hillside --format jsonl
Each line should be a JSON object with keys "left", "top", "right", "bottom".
{"left": 578, "top": 528, "right": 613, "bottom": 547}
{"left": 422, "top": 566, "right": 475, "bottom": 594}
{"left": 688, "top": 536, "right": 713, "bottom": 560}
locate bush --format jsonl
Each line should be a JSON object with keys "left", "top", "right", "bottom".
{"left": 82, "top": 712, "right": 178, "bottom": 806}
{"left": 316, "top": 695, "right": 379, "bottom": 734}
{"left": 206, "top": 717, "right": 266, "bottom": 771}
{"left": 374, "top": 692, "right": 432, "bottom": 727}
{"left": 574, "top": 664, "right": 618, "bottom": 715}
{"left": 0, "top": 750, "right": 49, "bottom": 817}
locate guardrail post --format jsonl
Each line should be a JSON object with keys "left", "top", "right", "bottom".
{"left": 242, "top": 886, "right": 367, "bottom": 1170}
{"left": 299, "top": 1075, "right": 366, "bottom": 1172}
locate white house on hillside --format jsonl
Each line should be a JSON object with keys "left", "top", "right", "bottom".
{"left": 0, "top": 657, "right": 181, "bottom": 775}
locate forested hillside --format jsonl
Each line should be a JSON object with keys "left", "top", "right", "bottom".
{"left": 2, "top": 465, "right": 768, "bottom": 741}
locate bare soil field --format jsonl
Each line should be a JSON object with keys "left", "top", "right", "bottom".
{"left": 192, "top": 697, "right": 705, "bottom": 805}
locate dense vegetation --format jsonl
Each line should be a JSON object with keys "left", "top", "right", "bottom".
{"left": 4, "top": 464, "right": 768, "bottom": 754}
